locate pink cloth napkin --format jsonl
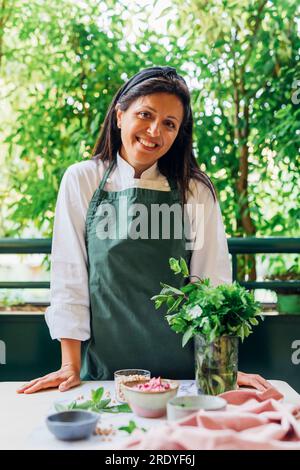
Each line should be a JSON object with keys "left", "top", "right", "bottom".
{"left": 121, "top": 387, "right": 300, "bottom": 450}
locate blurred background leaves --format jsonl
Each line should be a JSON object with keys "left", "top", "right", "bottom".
{"left": 0, "top": 0, "right": 299, "bottom": 249}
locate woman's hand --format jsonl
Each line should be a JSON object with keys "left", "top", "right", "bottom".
{"left": 16, "top": 363, "right": 81, "bottom": 394}
{"left": 237, "top": 371, "right": 273, "bottom": 392}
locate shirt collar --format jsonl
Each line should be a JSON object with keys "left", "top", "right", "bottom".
{"left": 116, "top": 151, "right": 160, "bottom": 180}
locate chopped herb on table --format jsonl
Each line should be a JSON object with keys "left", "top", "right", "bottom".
{"left": 118, "top": 420, "right": 147, "bottom": 434}
{"left": 54, "top": 387, "right": 132, "bottom": 414}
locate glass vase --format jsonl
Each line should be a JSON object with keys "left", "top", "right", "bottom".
{"left": 194, "top": 334, "right": 238, "bottom": 395}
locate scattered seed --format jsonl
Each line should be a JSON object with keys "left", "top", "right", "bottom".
{"left": 94, "top": 426, "right": 115, "bottom": 436}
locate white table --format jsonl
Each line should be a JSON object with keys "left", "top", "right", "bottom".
{"left": 0, "top": 380, "right": 299, "bottom": 450}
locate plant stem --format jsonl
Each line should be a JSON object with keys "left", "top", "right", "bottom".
{"left": 189, "top": 275, "right": 203, "bottom": 282}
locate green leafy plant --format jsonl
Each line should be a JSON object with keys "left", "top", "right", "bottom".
{"left": 265, "top": 257, "right": 300, "bottom": 294}
{"left": 152, "top": 257, "right": 263, "bottom": 346}
{"left": 151, "top": 257, "right": 263, "bottom": 395}
{"left": 0, "top": 290, "right": 25, "bottom": 308}
{"left": 264, "top": 257, "right": 300, "bottom": 314}
{"left": 54, "top": 387, "right": 132, "bottom": 414}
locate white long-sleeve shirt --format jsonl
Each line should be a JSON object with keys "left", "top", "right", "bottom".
{"left": 45, "top": 152, "right": 232, "bottom": 341}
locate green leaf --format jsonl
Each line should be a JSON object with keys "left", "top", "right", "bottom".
{"left": 181, "top": 283, "right": 198, "bottom": 294}
{"left": 167, "top": 296, "right": 183, "bottom": 314}
{"left": 67, "top": 401, "right": 77, "bottom": 410}
{"left": 91, "top": 387, "right": 104, "bottom": 403}
{"left": 151, "top": 294, "right": 170, "bottom": 309}
{"left": 179, "top": 257, "right": 189, "bottom": 277}
{"left": 238, "top": 325, "right": 245, "bottom": 342}
{"left": 151, "top": 294, "right": 169, "bottom": 301}
{"left": 102, "top": 403, "right": 132, "bottom": 413}
{"left": 90, "top": 405, "right": 101, "bottom": 413}
{"left": 54, "top": 387, "right": 131, "bottom": 415}
{"left": 182, "top": 326, "right": 195, "bottom": 347}
{"left": 95, "top": 399, "right": 111, "bottom": 409}
{"left": 160, "top": 284, "right": 185, "bottom": 296}
{"left": 72, "top": 400, "right": 94, "bottom": 410}
{"left": 118, "top": 420, "right": 137, "bottom": 434}
{"left": 169, "top": 258, "right": 181, "bottom": 274}
{"left": 154, "top": 299, "right": 163, "bottom": 309}
{"left": 118, "top": 420, "right": 147, "bottom": 434}
{"left": 54, "top": 403, "right": 69, "bottom": 412}
{"left": 243, "top": 323, "right": 251, "bottom": 338}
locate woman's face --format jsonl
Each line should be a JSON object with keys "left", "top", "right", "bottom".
{"left": 116, "top": 92, "right": 184, "bottom": 174}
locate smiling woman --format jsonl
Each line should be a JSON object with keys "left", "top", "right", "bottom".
{"left": 17, "top": 66, "right": 274, "bottom": 395}
{"left": 115, "top": 93, "right": 184, "bottom": 178}
{"left": 91, "top": 66, "right": 216, "bottom": 206}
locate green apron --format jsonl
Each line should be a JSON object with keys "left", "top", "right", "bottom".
{"left": 81, "top": 158, "right": 194, "bottom": 380}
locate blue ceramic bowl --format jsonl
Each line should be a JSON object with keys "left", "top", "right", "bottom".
{"left": 46, "top": 410, "right": 99, "bottom": 441}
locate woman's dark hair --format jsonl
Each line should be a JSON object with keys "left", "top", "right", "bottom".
{"left": 91, "top": 73, "right": 216, "bottom": 205}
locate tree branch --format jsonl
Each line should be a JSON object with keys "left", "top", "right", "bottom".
{"left": 241, "top": 0, "right": 268, "bottom": 74}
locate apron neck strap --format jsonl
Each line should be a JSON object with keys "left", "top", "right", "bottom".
{"left": 98, "top": 158, "right": 116, "bottom": 191}
{"left": 166, "top": 176, "right": 178, "bottom": 191}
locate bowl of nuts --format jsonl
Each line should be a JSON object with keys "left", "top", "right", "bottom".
{"left": 122, "top": 377, "right": 179, "bottom": 418}
{"left": 114, "top": 369, "right": 151, "bottom": 403}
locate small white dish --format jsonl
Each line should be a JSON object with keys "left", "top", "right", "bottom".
{"left": 167, "top": 395, "right": 227, "bottom": 421}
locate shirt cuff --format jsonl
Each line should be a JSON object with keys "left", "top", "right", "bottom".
{"left": 45, "top": 303, "right": 91, "bottom": 341}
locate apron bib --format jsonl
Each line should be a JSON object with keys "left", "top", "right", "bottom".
{"left": 81, "top": 158, "right": 194, "bottom": 380}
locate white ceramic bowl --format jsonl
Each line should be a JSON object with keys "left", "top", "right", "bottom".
{"left": 122, "top": 378, "right": 179, "bottom": 418}
{"left": 167, "top": 395, "right": 227, "bottom": 421}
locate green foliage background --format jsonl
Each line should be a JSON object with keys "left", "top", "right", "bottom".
{"left": 1, "top": 0, "right": 299, "bottom": 244}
